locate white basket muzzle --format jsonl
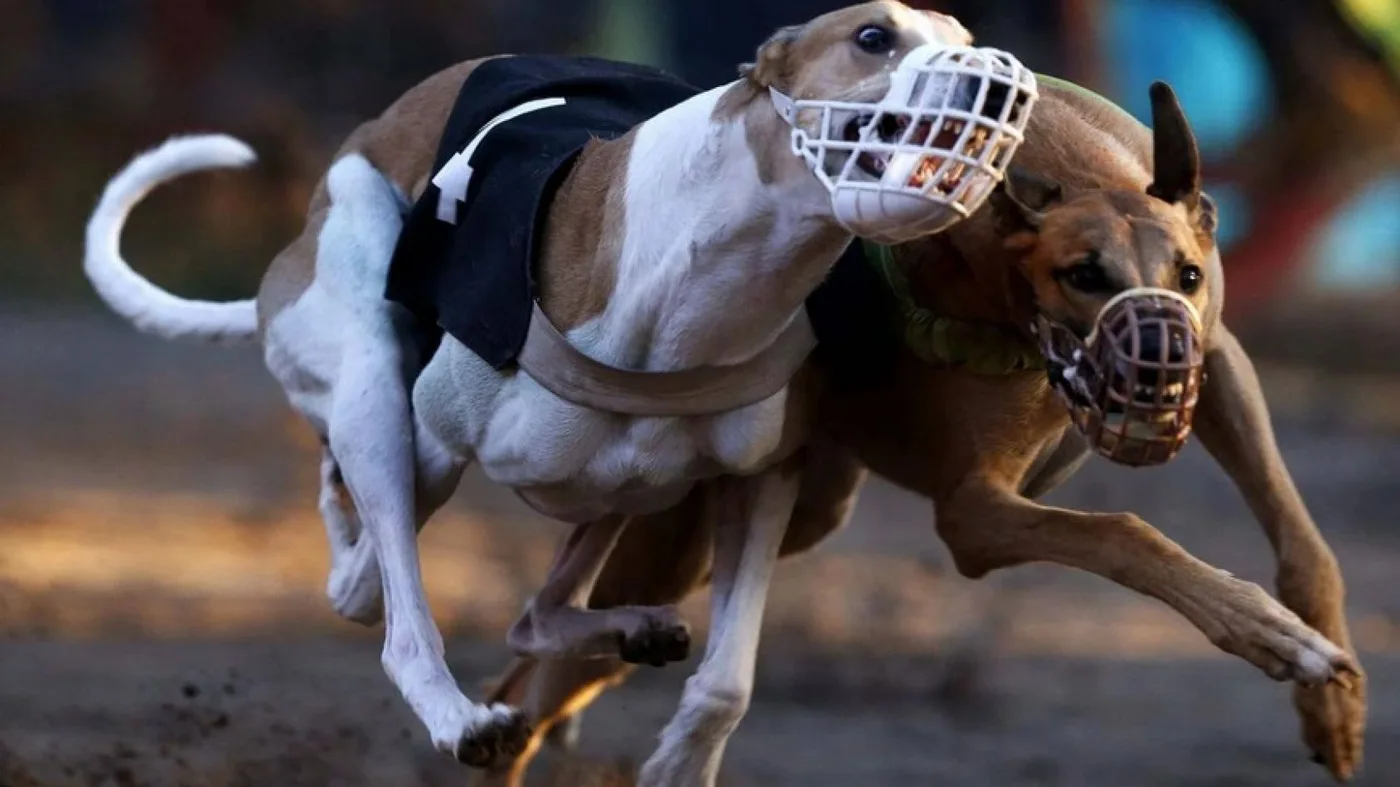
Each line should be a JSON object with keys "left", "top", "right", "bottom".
{"left": 771, "top": 44, "right": 1038, "bottom": 244}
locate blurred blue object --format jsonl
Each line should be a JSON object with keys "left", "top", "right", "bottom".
{"left": 1101, "top": 0, "right": 1399, "bottom": 292}
{"left": 1309, "top": 174, "right": 1400, "bottom": 289}
{"left": 1100, "top": 0, "right": 1273, "bottom": 156}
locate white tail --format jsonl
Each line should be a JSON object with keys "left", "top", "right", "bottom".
{"left": 84, "top": 134, "right": 261, "bottom": 343}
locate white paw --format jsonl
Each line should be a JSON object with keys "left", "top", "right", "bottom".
{"left": 425, "top": 699, "right": 531, "bottom": 768}
{"left": 1276, "top": 626, "right": 1348, "bottom": 686}
{"left": 1211, "top": 580, "right": 1358, "bottom": 688}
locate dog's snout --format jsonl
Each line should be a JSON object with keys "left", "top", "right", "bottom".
{"left": 1136, "top": 323, "right": 1188, "bottom": 364}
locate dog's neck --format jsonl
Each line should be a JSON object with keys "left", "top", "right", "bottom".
{"left": 894, "top": 230, "right": 1040, "bottom": 338}
{"left": 537, "top": 80, "right": 849, "bottom": 372}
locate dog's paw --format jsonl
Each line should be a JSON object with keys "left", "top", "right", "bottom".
{"left": 1203, "top": 579, "right": 1358, "bottom": 687}
{"left": 1295, "top": 665, "right": 1367, "bottom": 783}
{"left": 617, "top": 606, "right": 691, "bottom": 667}
{"left": 434, "top": 702, "right": 533, "bottom": 769}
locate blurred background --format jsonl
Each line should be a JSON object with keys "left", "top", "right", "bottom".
{"left": 2, "top": 1, "right": 1399, "bottom": 785}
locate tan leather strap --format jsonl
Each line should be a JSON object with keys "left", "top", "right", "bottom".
{"left": 516, "top": 302, "right": 817, "bottom": 417}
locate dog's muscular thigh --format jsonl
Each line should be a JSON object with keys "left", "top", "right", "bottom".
{"left": 261, "top": 154, "right": 415, "bottom": 435}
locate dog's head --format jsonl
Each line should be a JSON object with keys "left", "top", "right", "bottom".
{"left": 744, "top": 1, "right": 1039, "bottom": 243}
{"left": 743, "top": 2, "right": 974, "bottom": 93}
{"left": 997, "top": 81, "right": 1220, "bottom": 466}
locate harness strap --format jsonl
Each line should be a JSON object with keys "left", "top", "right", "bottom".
{"left": 517, "top": 303, "right": 817, "bottom": 417}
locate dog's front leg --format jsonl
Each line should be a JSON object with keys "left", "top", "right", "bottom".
{"left": 1195, "top": 325, "right": 1365, "bottom": 780}
{"left": 328, "top": 338, "right": 528, "bottom": 767}
{"left": 506, "top": 515, "right": 692, "bottom": 665}
{"left": 936, "top": 478, "right": 1360, "bottom": 689}
{"left": 638, "top": 462, "right": 802, "bottom": 787}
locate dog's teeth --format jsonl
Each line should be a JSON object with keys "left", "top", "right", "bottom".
{"left": 1133, "top": 382, "right": 1186, "bottom": 400}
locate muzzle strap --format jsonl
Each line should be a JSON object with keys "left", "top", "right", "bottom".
{"left": 768, "top": 87, "right": 798, "bottom": 128}
{"left": 1086, "top": 286, "right": 1202, "bottom": 342}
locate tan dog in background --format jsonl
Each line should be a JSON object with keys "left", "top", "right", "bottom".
{"left": 479, "top": 78, "right": 1367, "bottom": 785}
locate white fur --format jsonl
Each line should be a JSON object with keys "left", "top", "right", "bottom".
{"left": 84, "top": 135, "right": 259, "bottom": 343}
{"left": 902, "top": 5, "right": 942, "bottom": 43}
{"left": 265, "top": 153, "right": 507, "bottom": 758}
{"left": 638, "top": 468, "right": 801, "bottom": 787}
{"left": 412, "top": 83, "right": 839, "bottom": 525}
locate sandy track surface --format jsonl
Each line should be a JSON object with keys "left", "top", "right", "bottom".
{"left": 1, "top": 310, "right": 1398, "bottom": 786}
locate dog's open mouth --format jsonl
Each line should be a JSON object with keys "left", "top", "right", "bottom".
{"left": 1102, "top": 380, "right": 1188, "bottom": 428}
{"left": 843, "top": 114, "right": 991, "bottom": 192}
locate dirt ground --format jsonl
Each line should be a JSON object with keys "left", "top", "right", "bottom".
{"left": 2, "top": 308, "right": 1399, "bottom": 787}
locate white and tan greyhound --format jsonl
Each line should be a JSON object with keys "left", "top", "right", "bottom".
{"left": 81, "top": 2, "right": 1037, "bottom": 782}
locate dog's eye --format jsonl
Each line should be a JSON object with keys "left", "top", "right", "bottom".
{"left": 1178, "top": 264, "right": 1204, "bottom": 294}
{"left": 854, "top": 24, "right": 896, "bottom": 54}
{"left": 1057, "top": 256, "right": 1112, "bottom": 293}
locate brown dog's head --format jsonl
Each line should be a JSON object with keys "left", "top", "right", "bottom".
{"left": 997, "top": 81, "right": 1220, "bottom": 466}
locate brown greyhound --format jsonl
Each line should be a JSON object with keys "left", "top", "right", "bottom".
{"left": 477, "top": 78, "right": 1367, "bottom": 784}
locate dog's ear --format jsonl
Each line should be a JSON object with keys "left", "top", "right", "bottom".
{"left": 1145, "top": 81, "right": 1202, "bottom": 211}
{"left": 1196, "top": 191, "right": 1218, "bottom": 239}
{"left": 923, "top": 11, "right": 974, "bottom": 47}
{"left": 740, "top": 24, "right": 803, "bottom": 88}
{"left": 995, "top": 166, "right": 1064, "bottom": 232}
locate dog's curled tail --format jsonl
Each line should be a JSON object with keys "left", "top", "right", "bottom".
{"left": 84, "top": 134, "right": 260, "bottom": 343}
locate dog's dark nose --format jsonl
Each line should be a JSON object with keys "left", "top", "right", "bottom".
{"left": 1136, "top": 323, "right": 1188, "bottom": 364}
{"left": 980, "top": 80, "right": 1010, "bottom": 120}
{"left": 1114, "top": 323, "right": 1190, "bottom": 404}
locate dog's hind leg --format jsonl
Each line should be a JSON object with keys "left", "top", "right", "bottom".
{"left": 638, "top": 460, "right": 803, "bottom": 787}
{"left": 322, "top": 416, "right": 467, "bottom": 626}
{"left": 328, "top": 324, "right": 527, "bottom": 766}
{"left": 315, "top": 153, "right": 525, "bottom": 766}
{"left": 505, "top": 516, "right": 693, "bottom": 666}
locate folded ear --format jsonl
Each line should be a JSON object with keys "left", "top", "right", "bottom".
{"left": 739, "top": 24, "right": 803, "bottom": 88}
{"left": 923, "top": 11, "right": 974, "bottom": 47}
{"left": 995, "top": 166, "right": 1065, "bottom": 232}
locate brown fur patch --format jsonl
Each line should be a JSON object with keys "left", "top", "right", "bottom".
{"left": 256, "top": 190, "right": 326, "bottom": 335}
{"left": 256, "top": 58, "right": 497, "bottom": 325}
{"left": 1019, "top": 190, "right": 1214, "bottom": 330}
{"left": 258, "top": 53, "right": 636, "bottom": 335}
{"left": 534, "top": 134, "right": 632, "bottom": 331}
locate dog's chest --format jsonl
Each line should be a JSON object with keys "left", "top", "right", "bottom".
{"left": 508, "top": 402, "right": 790, "bottom": 521}
{"left": 491, "top": 382, "right": 793, "bottom": 516}
{"left": 413, "top": 339, "right": 797, "bottom": 521}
